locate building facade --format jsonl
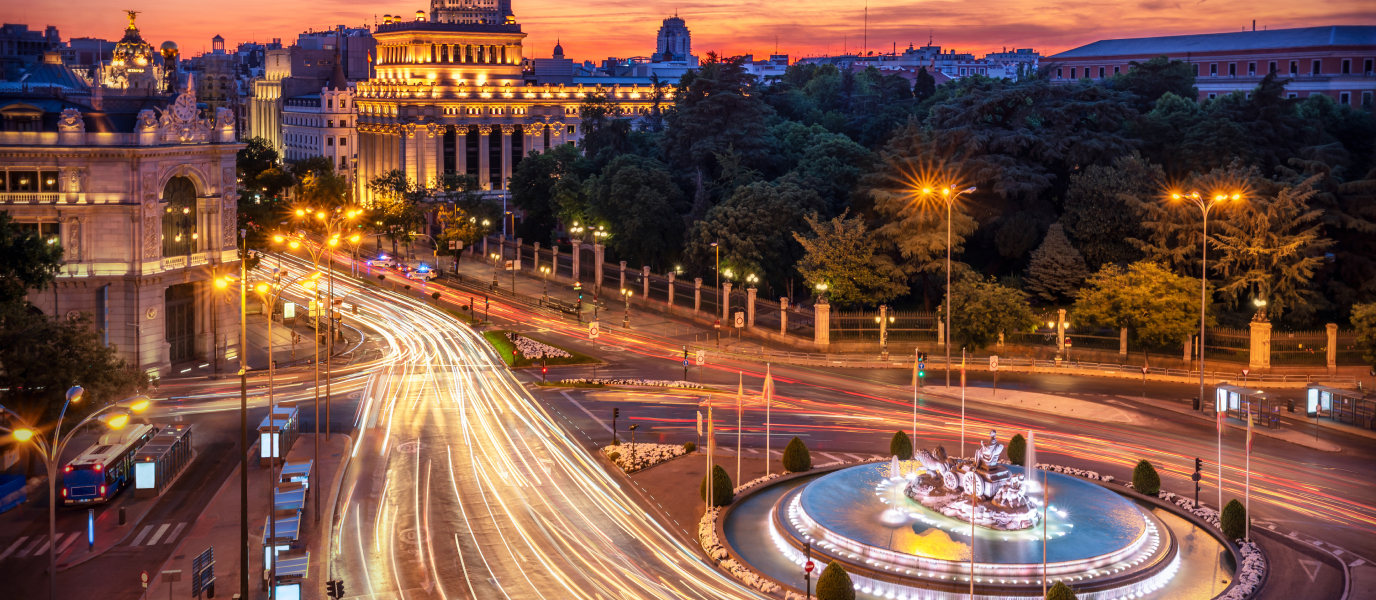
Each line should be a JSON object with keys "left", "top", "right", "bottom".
{"left": 355, "top": 5, "right": 666, "bottom": 198}
{"left": 0, "top": 23, "right": 61, "bottom": 81}
{"left": 1049, "top": 25, "right": 1376, "bottom": 106}
{"left": 283, "top": 62, "right": 357, "bottom": 185}
{"left": 1, "top": 58, "right": 243, "bottom": 378}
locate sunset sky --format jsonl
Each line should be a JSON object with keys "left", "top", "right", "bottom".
{"left": 4, "top": 0, "right": 1374, "bottom": 63}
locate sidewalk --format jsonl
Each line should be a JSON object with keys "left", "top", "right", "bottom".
{"left": 142, "top": 434, "right": 350, "bottom": 600}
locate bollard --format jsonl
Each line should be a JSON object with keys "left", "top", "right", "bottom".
{"left": 119, "top": 506, "right": 126, "bottom": 525}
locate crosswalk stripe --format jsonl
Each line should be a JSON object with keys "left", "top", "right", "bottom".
{"left": 33, "top": 535, "right": 55, "bottom": 556}
{"left": 147, "top": 524, "right": 170, "bottom": 545}
{"left": 56, "top": 532, "right": 81, "bottom": 554}
{"left": 0, "top": 536, "right": 28, "bottom": 560}
{"left": 131, "top": 525, "right": 153, "bottom": 546}
{"left": 164, "top": 523, "right": 187, "bottom": 545}
{"left": 768, "top": 450, "right": 782, "bottom": 457}
{"left": 16, "top": 536, "right": 43, "bottom": 557}
{"left": 844, "top": 453, "right": 868, "bottom": 461}
{"left": 820, "top": 453, "right": 844, "bottom": 463}
{"left": 744, "top": 448, "right": 759, "bottom": 454}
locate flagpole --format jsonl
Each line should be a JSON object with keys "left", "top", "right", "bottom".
{"left": 766, "top": 364, "right": 772, "bottom": 478}
{"left": 1246, "top": 410, "right": 1252, "bottom": 540}
{"left": 737, "top": 371, "right": 743, "bottom": 486}
{"left": 706, "top": 401, "right": 713, "bottom": 515}
{"left": 1043, "top": 467, "right": 1049, "bottom": 596}
{"left": 912, "top": 349, "right": 918, "bottom": 445}
{"left": 1218, "top": 402, "right": 1224, "bottom": 511}
{"left": 961, "top": 348, "right": 967, "bottom": 454}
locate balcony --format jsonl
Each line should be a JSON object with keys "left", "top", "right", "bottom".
{"left": 1, "top": 192, "right": 60, "bottom": 204}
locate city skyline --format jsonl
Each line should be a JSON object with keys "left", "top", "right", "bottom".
{"left": 3, "top": 0, "right": 1373, "bottom": 61}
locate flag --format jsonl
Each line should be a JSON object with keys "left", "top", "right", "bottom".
{"left": 960, "top": 354, "right": 967, "bottom": 388}
{"left": 1246, "top": 410, "right": 1253, "bottom": 455}
{"left": 1025, "top": 429, "right": 1039, "bottom": 493}
{"left": 707, "top": 407, "right": 715, "bottom": 453}
{"left": 1217, "top": 407, "right": 1227, "bottom": 437}
{"left": 696, "top": 411, "right": 702, "bottom": 437}
{"left": 736, "top": 372, "right": 744, "bottom": 414}
{"left": 912, "top": 350, "right": 919, "bottom": 388}
{"left": 763, "top": 366, "right": 775, "bottom": 401}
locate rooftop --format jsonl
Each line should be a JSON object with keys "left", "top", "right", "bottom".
{"left": 374, "top": 21, "right": 521, "bottom": 35}
{"left": 1052, "top": 25, "right": 1376, "bottom": 59}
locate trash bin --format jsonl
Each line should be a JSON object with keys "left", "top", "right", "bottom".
{"left": 1287, "top": 399, "right": 1295, "bottom": 413}
{"left": 1192, "top": 397, "right": 1200, "bottom": 411}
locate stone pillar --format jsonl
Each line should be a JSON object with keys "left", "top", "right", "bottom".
{"left": 482, "top": 235, "right": 488, "bottom": 259}
{"left": 747, "top": 287, "right": 757, "bottom": 327}
{"left": 1184, "top": 336, "right": 1193, "bottom": 363}
{"left": 477, "top": 125, "right": 491, "bottom": 189}
{"left": 515, "top": 238, "right": 523, "bottom": 269}
{"left": 500, "top": 125, "right": 514, "bottom": 190}
{"left": 498, "top": 234, "right": 506, "bottom": 262}
{"left": 642, "top": 266, "right": 651, "bottom": 299}
{"left": 694, "top": 278, "right": 702, "bottom": 312}
{"left": 1056, "top": 308, "right": 1066, "bottom": 352}
{"left": 593, "top": 244, "right": 605, "bottom": 294}
{"left": 1120, "top": 327, "right": 1129, "bottom": 355}
{"left": 879, "top": 304, "right": 888, "bottom": 349}
{"left": 550, "top": 245, "right": 559, "bottom": 278}
{"left": 780, "top": 297, "right": 789, "bottom": 335}
{"left": 423, "top": 123, "right": 439, "bottom": 189}
{"left": 722, "top": 282, "right": 732, "bottom": 324}
{"left": 533, "top": 242, "right": 541, "bottom": 272}
{"left": 524, "top": 124, "right": 539, "bottom": 158}
{"left": 1326, "top": 323, "right": 1338, "bottom": 373}
{"left": 456, "top": 126, "right": 467, "bottom": 175}
{"left": 402, "top": 124, "right": 418, "bottom": 183}
{"left": 815, "top": 298, "right": 831, "bottom": 346}
{"left": 1249, "top": 321, "right": 1272, "bottom": 369}
{"left": 667, "top": 272, "right": 676, "bottom": 306}
{"left": 619, "top": 261, "right": 627, "bottom": 291}
{"left": 937, "top": 321, "right": 945, "bottom": 346}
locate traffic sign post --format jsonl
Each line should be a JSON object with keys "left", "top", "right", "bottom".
{"left": 804, "top": 541, "right": 814, "bottom": 599}
{"left": 989, "top": 356, "right": 999, "bottom": 399}
{"left": 682, "top": 346, "right": 689, "bottom": 380}
{"left": 1242, "top": 368, "right": 1250, "bottom": 384}
{"left": 589, "top": 321, "right": 600, "bottom": 340}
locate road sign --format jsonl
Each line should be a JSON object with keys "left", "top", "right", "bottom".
{"left": 695, "top": 350, "right": 706, "bottom": 366}
{"left": 1141, "top": 366, "right": 1149, "bottom": 375}
{"left": 141, "top": 571, "right": 149, "bottom": 589}
{"left": 733, "top": 312, "right": 744, "bottom": 328}
{"left": 682, "top": 359, "right": 690, "bottom": 367}
{"left": 589, "top": 321, "right": 600, "bottom": 339}
{"left": 1242, "top": 369, "right": 1250, "bottom": 376}
{"left": 989, "top": 356, "right": 999, "bottom": 372}
{"left": 1064, "top": 337, "right": 1073, "bottom": 347}
{"left": 804, "top": 560, "right": 815, "bottom": 573}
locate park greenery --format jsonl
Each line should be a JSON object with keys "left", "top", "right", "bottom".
{"left": 1132, "top": 459, "right": 1161, "bottom": 495}
{"left": 700, "top": 464, "right": 734, "bottom": 507}
{"left": 783, "top": 436, "right": 812, "bottom": 472}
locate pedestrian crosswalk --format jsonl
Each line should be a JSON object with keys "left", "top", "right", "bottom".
{"left": 0, "top": 520, "right": 190, "bottom": 561}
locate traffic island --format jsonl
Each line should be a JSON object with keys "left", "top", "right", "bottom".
{"left": 482, "top": 330, "right": 602, "bottom": 369}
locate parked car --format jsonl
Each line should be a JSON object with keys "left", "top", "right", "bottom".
{"left": 365, "top": 255, "right": 396, "bottom": 268}
{"left": 406, "top": 265, "right": 437, "bottom": 281}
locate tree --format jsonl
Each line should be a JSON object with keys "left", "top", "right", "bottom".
{"left": 912, "top": 67, "right": 936, "bottom": 101}
{"left": 782, "top": 436, "right": 811, "bottom": 472}
{"left": 1221, "top": 499, "right": 1248, "bottom": 540}
{"left": 1274, "top": 159, "right": 1376, "bottom": 314}
{"left": 585, "top": 155, "right": 686, "bottom": 270}
{"left": 1211, "top": 176, "right": 1334, "bottom": 324}
{"left": 699, "top": 464, "right": 734, "bottom": 507}
{"left": 815, "top": 561, "right": 855, "bottom": 600}
{"left": 1073, "top": 262, "right": 1207, "bottom": 351}
{"left": 0, "top": 211, "right": 63, "bottom": 308}
{"left": 510, "top": 144, "right": 588, "bottom": 242}
{"left": 1060, "top": 155, "right": 1161, "bottom": 269}
{"left": 945, "top": 276, "right": 1036, "bottom": 350}
{"left": 1046, "top": 581, "right": 1078, "bottom": 600}
{"left": 1109, "top": 55, "right": 1198, "bottom": 112}
{"left": 1354, "top": 303, "right": 1376, "bottom": 369}
{"left": 367, "top": 170, "right": 426, "bottom": 258}
{"left": 235, "top": 137, "right": 294, "bottom": 250}
{"left": 890, "top": 431, "right": 913, "bottom": 460}
{"left": 1025, "top": 224, "right": 1089, "bottom": 302}
{"left": 1007, "top": 433, "right": 1026, "bottom": 466}
{"left": 1132, "top": 459, "right": 1161, "bottom": 495}
{"left": 793, "top": 211, "right": 907, "bottom": 308}
{"left": 686, "top": 177, "right": 825, "bottom": 291}
{"left": 662, "top": 54, "right": 776, "bottom": 179}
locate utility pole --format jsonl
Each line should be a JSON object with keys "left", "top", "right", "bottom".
{"left": 238, "top": 230, "right": 249, "bottom": 599}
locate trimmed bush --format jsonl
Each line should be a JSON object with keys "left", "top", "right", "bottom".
{"left": 1132, "top": 459, "right": 1161, "bottom": 495}
{"left": 607, "top": 451, "right": 620, "bottom": 462}
{"left": 699, "top": 464, "right": 734, "bottom": 507}
{"left": 684, "top": 441, "right": 697, "bottom": 453}
{"left": 1046, "top": 581, "right": 1077, "bottom": 600}
{"left": 378, "top": 274, "right": 386, "bottom": 281}
{"left": 431, "top": 292, "right": 441, "bottom": 301}
{"left": 815, "top": 561, "right": 855, "bottom": 600}
{"left": 1221, "top": 499, "right": 1247, "bottom": 540}
{"left": 890, "top": 431, "right": 913, "bottom": 460}
{"left": 1008, "top": 434, "right": 1027, "bottom": 466}
{"left": 611, "top": 439, "right": 621, "bottom": 446}
{"left": 782, "top": 436, "right": 812, "bottom": 473}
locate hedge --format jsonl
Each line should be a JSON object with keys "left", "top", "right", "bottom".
{"left": 782, "top": 437, "right": 811, "bottom": 472}
{"left": 699, "top": 464, "right": 734, "bottom": 507}
{"left": 890, "top": 431, "right": 913, "bottom": 460}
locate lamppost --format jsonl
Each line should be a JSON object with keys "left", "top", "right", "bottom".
{"left": 490, "top": 253, "right": 502, "bottom": 288}
{"left": 621, "top": 288, "right": 633, "bottom": 328}
{"left": 919, "top": 184, "right": 976, "bottom": 387}
{"left": 1, "top": 388, "right": 151, "bottom": 600}
{"left": 540, "top": 266, "right": 551, "bottom": 302}
{"left": 1171, "top": 188, "right": 1241, "bottom": 511}
{"left": 711, "top": 241, "right": 721, "bottom": 347}
{"left": 876, "top": 307, "right": 894, "bottom": 359}
{"left": 214, "top": 228, "right": 250, "bottom": 598}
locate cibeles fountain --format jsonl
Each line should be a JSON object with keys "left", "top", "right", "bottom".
{"left": 717, "top": 431, "right": 1235, "bottom": 600}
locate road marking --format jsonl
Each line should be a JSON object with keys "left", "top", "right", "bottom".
{"left": 16, "top": 536, "right": 43, "bottom": 557}
{"left": 0, "top": 536, "right": 28, "bottom": 560}
{"left": 745, "top": 448, "right": 759, "bottom": 454}
{"left": 1352, "top": 559, "right": 1366, "bottom": 567}
{"left": 131, "top": 525, "right": 153, "bottom": 546}
{"left": 1332, "top": 549, "right": 1345, "bottom": 556}
{"left": 820, "top": 453, "right": 844, "bottom": 463}
{"left": 165, "top": 522, "right": 187, "bottom": 544}
{"left": 845, "top": 453, "right": 868, "bottom": 461}
{"left": 147, "top": 522, "right": 171, "bottom": 544}
{"left": 33, "top": 534, "right": 57, "bottom": 556}
{"left": 768, "top": 450, "right": 782, "bottom": 457}
{"left": 55, "top": 531, "right": 80, "bottom": 554}
{"left": 1299, "top": 559, "right": 1321, "bottom": 581}
{"left": 560, "top": 391, "right": 612, "bottom": 434}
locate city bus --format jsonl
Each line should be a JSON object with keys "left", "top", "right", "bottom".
{"left": 62, "top": 424, "right": 157, "bottom": 505}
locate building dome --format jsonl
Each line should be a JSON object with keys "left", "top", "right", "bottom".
{"left": 553, "top": 39, "right": 564, "bottom": 58}
{"left": 160, "top": 40, "right": 179, "bottom": 52}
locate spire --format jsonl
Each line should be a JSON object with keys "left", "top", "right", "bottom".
{"left": 328, "top": 50, "right": 347, "bottom": 91}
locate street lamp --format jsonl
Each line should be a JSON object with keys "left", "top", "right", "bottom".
{"left": 876, "top": 309, "right": 895, "bottom": 358}
{"left": 540, "top": 266, "right": 551, "bottom": 302}
{"left": 621, "top": 288, "right": 633, "bottom": 328}
{"left": 1, "top": 387, "right": 151, "bottom": 600}
{"left": 490, "top": 253, "right": 502, "bottom": 288}
{"left": 918, "top": 184, "right": 976, "bottom": 387}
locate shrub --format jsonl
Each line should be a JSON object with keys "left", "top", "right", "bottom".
{"left": 1046, "top": 581, "right": 1077, "bottom": 600}
{"left": 378, "top": 274, "right": 386, "bottom": 281}
{"left": 782, "top": 437, "right": 811, "bottom": 472}
{"left": 683, "top": 441, "right": 697, "bottom": 453}
{"left": 815, "top": 561, "right": 855, "bottom": 600}
{"left": 611, "top": 439, "right": 621, "bottom": 446}
{"left": 1221, "top": 499, "right": 1247, "bottom": 540}
{"left": 607, "top": 451, "right": 620, "bottom": 462}
{"left": 1008, "top": 433, "right": 1027, "bottom": 466}
{"left": 699, "top": 464, "right": 734, "bottom": 507}
{"left": 1132, "top": 459, "right": 1161, "bottom": 495}
{"left": 431, "top": 292, "right": 441, "bottom": 301}
{"left": 889, "top": 431, "right": 913, "bottom": 460}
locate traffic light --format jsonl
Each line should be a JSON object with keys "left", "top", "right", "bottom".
{"left": 918, "top": 361, "right": 926, "bottom": 378}
{"left": 614, "top": 408, "right": 620, "bottom": 419}
{"left": 1194, "top": 457, "right": 1203, "bottom": 474}
{"left": 541, "top": 364, "right": 548, "bottom": 382}
{"left": 326, "top": 580, "right": 339, "bottom": 599}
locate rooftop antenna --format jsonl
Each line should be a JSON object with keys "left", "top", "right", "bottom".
{"left": 864, "top": 0, "right": 868, "bottom": 56}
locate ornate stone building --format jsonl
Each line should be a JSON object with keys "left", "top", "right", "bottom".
{"left": 356, "top": 4, "right": 669, "bottom": 198}
{"left": 0, "top": 66, "right": 243, "bottom": 378}
{"left": 283, "top": 60, "right": 357, "bottom": 186}
{"left": 101, "top": 11, "right": 167, "bottom": 92}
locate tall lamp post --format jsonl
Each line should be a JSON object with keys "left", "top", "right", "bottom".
{"left": 1, "top": 388, "right": 151, "bottom": 600}
{"left": 540, "top": 266, "right": 551, "bottom": 302}
{"left": 621, "top": 288, "right": 633, "bottom": 328}
{"left": 1171, "top": 189, "right": 1240, "bottom": 510}
{"left": 919, "top": 185, "right": 976, "bottom": 387}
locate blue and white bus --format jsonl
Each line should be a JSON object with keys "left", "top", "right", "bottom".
{"left": 62, "top": 424, "right": 157, "bottom": 505}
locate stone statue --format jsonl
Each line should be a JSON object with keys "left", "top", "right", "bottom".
{"left": 58, "top": 109, "right": 85, "bottom": 133}
{"left": 976, "top": 429, "right": 1004, "bottom": 469}
{"left": 904, "top": 432, "right": 1037, "bottom": 531}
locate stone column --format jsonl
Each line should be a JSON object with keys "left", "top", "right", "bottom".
{"left": 1056, "top": 308, "right": 1066, "bottom": 352}
{"left": 879, "top": 304, "right": 888, "bottom": 349}
{"left": 1249, "top": 320, "right": 1272, "bottom": 369}
{"left": 1120, "top": 327, "right": 1128, "bottom": 355}
{"left": 722, "top": 282, "right": 732, "bottom": 324}
{"left": 533, "top": 242, "right": 541, "bottom": 272}
{"left": 402, "top": 124, "right": 418, "bottom": 183}
{"left": 593, "top": 244, "right": 605, "bottom": 294}
{"left": 780, "top": 297, "right": 789, "bottom": 335}
{"left": 482, "top": 235, "right": 488, "bottom": 259}
{"left": 1184, "top": 336, "right": 1192, "bottom": 363}
{"left": 498, "top": 234, "right": 506, "bottom": 262}
{"left": 477, "top": 125, "right": 492, "bottom": 190}
{"left": 456, "top": 126, "right": 468, "bottom": 175}
{"left": 500, "top": 124, "right": 514, "bottom": 190}
{"left": 529, "top": 124, "right": 545, "bottom": 155}
{"left": 423, "top": 123, "right": 439, "bottom": 189}
{"left": 694, "top": 278, "right": 702, "bottom": 312}
{"left": 747, "top": 287, "right": 757, "bottom": 327}
{"left": 571, "top": 242, "right": 581, "bottom": 283}
{"left": 515, "top": 238, "right": 523, "bottom": 268}
{"left": 642, "top": 266, "right": 651, "bottom": 299}
{"left": 815, "top": 298, "right": 831, "bottom": 346}
{"left": 550, "top": 245, "right": 559, "bottom": 278}
{"left": 619, "top": 261, "right": 627, "bottom": 292}
{"left": 667, "top": 272, "right": 676, "bottom": 306}
{"left": 1326, "top": 323, "right": 1338, "bottom": 373}
{"left": 937, "top": 321, "right": 945, "bottom": 346}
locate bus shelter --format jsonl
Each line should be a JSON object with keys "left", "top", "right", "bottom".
{"left": 279, "top": 459, "right": 313, "bottom": 490}
{"left": 274, "top": 481, "right": 307, "bottom": 513}
{"left": 258, "top": 407, "right": 300, "bottom": 467}
{"left": 1307, "top": 385, "right": 1375, "bottom": 429}
{"left": 1214, "top": 384, "right": 1279, "bottom": 428}
{"left": 262, "top": 508, "right": 302, "bottom": 569}
{"left": 133, "top": 423, "right": 194, "bottom": 498}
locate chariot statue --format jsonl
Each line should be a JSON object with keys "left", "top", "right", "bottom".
{"left": 905, "top": 430, "right": 1037, "bottom": 530}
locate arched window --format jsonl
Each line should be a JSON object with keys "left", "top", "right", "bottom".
{"left": 161, "top": 176, "right": 197, "bottom": 258}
